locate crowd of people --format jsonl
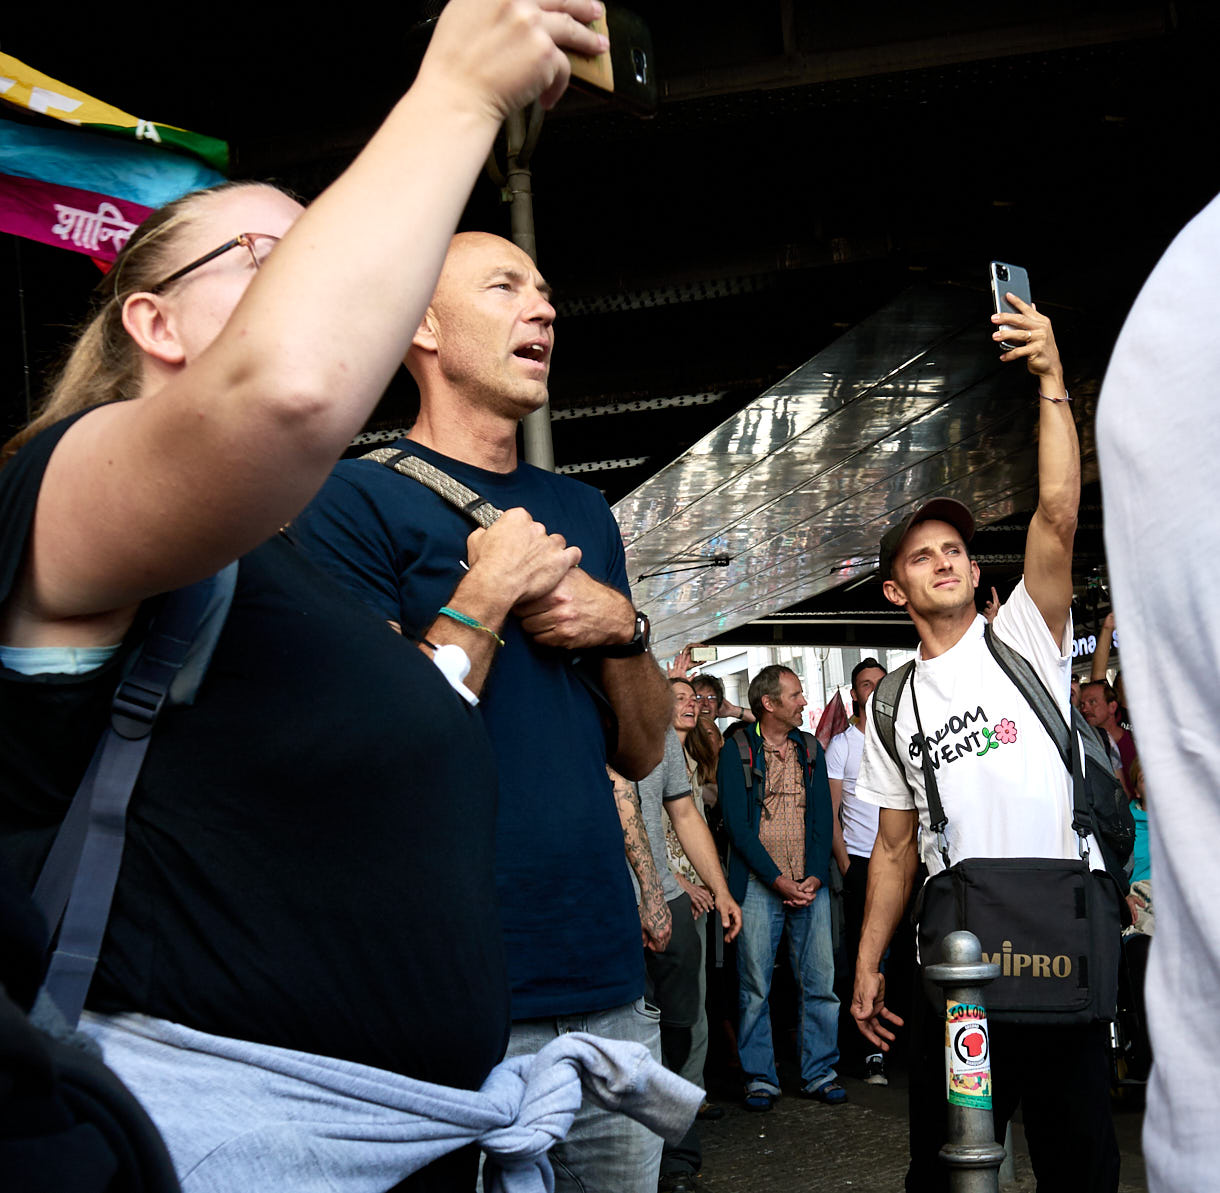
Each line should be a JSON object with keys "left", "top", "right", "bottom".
{"left": 0, "top": 0, "right": 1185, "bottom": 1190}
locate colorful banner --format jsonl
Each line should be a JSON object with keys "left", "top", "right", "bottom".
{"left": 0, "top": 119, "right": 224, "bottom": 264}
{"left": 0, "top": 119, "right": 224, "bottom": 208}
{"left": 0, "top": 52, "right": 228, "bottom": 173}
{"left": 0, "top": 172, "right": 149, "bottom": 258}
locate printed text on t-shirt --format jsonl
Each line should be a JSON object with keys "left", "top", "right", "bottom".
{"left": 909, "top": 708, "right": 1020, "bottom": 769}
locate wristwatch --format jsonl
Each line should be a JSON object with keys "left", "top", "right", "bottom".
{"left": 599, "top": 609, "right": 651, "bottom": 658}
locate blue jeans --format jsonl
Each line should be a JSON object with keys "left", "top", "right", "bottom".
{"left": 501, "top": 999, "right": 663, "bottom": 1192}
{"left": 737, "top": 873, "right": 839, "bottom": 1096}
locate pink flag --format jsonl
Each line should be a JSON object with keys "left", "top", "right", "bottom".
{"left": 814, "top": 690, "right": 849, "bottom": 750}
{"left": 0, "top": 172, "right": 150, "bottom": 263}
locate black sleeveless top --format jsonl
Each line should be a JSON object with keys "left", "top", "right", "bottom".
{"left": 0, "top": 414, "right": 508, "bottom": 1090}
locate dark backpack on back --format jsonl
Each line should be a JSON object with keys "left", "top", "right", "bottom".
{"left": 728, "top": 725, "right": 820, "bottom": 800}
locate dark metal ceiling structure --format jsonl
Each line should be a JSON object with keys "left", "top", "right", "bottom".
{"left": 616, "top": 282, "right": 1099, "bottom": 656}
{"left": 3, "top": 2, "right": 1216, "bottom": 649}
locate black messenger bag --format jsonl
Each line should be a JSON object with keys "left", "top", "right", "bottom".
{"left": 909, "top": 675, "right": 1124, "bottom": 1025}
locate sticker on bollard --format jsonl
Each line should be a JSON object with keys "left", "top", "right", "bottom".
{"left": 945, "top": 1000, "right": 992, "bottom": 1110}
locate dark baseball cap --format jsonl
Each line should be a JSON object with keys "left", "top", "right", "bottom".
{"left": 878, "top": 498, "right": 975, "bottom": 581}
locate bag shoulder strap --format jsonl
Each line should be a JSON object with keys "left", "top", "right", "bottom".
{"left": 362, "top": 446, "right": 622, "bottom": 750}
{"left": 32, "top": 565, "right": 237, "bottom": 1026}
{"left": 906, "top": 676, "right": 952, "bottom": 868}
{"left": 870, "top": 661, "right": 915, "bottom": 784}
{"left": 361, "top": 447, "right": 503, "bottom": 528}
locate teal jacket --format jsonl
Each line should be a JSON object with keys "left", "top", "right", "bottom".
{"left": 717, "top": 723, "right": 833, "bottom": 904}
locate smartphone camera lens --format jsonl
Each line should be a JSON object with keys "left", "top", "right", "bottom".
{"left": 996, "top": 264, "right": 1009, "bottom": 282}
{"left": 631, "top": 48, "right": 648, "bottom": 84}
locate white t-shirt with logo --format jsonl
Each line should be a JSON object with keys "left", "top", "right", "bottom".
{"left": 826, "top": 724, "right": 880, "bottom": 857}
{"left": 856, "top": 579, "right": 1098, "bottom": 876}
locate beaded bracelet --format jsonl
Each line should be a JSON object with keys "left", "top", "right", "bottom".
{"left": 1039, "top": 390, "right": 1071, "bottom": 403}
{"left": 438, "top": 605, "right": 505, "bottom": 647}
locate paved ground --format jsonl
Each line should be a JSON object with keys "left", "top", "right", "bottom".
{"left": 692, "top": 1064, "right": 1147, "bottom": 1192}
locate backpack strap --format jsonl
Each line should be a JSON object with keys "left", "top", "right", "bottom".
{"left": 870, "top": 661, "right": 915, "bottom": 782}
{"left": 1076, "top": 708, "right": 1120, "bottom": 778}
{"left": 31, "top": 564, "right": 237, "bottom": 1027}
{"left": 982, "top": 623, "right": 1094, "bottom": 848}
{"left": 982, "top": 624, "right": 1071, "bottom": 766}
{"left": 730, "top": 725, "right": 756, "bottom": 792}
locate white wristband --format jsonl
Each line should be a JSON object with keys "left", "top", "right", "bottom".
{"left": 430, "top": 642, "right": 478, "bottom": 706}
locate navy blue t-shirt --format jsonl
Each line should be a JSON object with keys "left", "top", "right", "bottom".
{"left": 294, "top": 440, "right": 644, "bottom": 1019}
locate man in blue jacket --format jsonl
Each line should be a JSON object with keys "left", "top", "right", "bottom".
{"left": 718, "top": 664, "right": 842, "bottom": 1112}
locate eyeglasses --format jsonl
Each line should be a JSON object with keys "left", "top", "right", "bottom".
{"left": 147, "top": 232, "right": 280, "bottom": 294}
{"left": 693, "top": 694, "right": 719, "bottom": 703}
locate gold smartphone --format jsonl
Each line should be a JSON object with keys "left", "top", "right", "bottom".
{"left": 566, "top": 5, "right": 658, "bottom": 116}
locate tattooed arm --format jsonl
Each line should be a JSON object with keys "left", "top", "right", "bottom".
{"left": 608, "top": 765, "right": 672, "bottom": 952}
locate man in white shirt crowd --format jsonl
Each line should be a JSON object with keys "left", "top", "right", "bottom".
{"left": 829, "top": 653, "right": 922, "bottom": 1092}
{"left": 850, "top": 296, "right": 1120, "bottom": 1192}
{"left": 826, "top": 658, "right": 893, "bottom": 1087}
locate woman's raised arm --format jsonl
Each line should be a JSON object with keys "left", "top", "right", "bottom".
{"left": 15, "top": 0, "right": 605, "bottom": 630}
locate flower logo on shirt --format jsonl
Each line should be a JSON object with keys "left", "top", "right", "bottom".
{"left": 976, "top": 718, "right": 1017, "bottom": 756}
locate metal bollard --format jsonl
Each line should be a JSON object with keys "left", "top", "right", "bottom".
{"left": 923, "top": 930, "right": 1007, "bottom": 1193}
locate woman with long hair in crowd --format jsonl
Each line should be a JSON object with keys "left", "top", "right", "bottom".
{"left": 0, "top": 4, "right": 608, "bottom": 1190}
{"left": 666, "top": 679, "right": 733, "bottom": 1118}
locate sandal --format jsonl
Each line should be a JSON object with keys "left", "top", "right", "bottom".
{"left": 744, "top": 1089, "right": 775, "bottom": 1112}
{"left": 800, "top": 1080, "right": 848, "bottom": 1105}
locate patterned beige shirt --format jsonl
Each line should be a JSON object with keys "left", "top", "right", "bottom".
{"left": 758, "top": 736, "right": 805, "bottom": 881}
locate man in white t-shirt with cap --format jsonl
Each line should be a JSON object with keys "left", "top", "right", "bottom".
{"left": 849, "top": 296, "right": 1119, "bottom": 1192}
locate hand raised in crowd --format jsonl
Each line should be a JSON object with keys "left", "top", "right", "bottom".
{"left": 419, "top": 0, "right": 608, "bottom": 122}
{"left": 466, "top": 507, "right": 582, "bottom": 609}
{"left": 514, "top": 566, "right": 635, "bottom": 650}
{"left": 992, "top": 293, "right": 1064, "bottom": 382}
{"left": 982, "top": 585, "right": 1001, "bottom": 623}
{"left": 851, "top": 968, "right": 905, "bottom": 1051}
{"left": 668, "top": 642, "right": 704, "bottom": 679}
{"left": 1103, "top": 610, "right": 1117, "bottom": 636}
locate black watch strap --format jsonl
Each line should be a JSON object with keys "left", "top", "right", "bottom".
{"left": 600, "top": 610, "right": 651, "bottom": 658}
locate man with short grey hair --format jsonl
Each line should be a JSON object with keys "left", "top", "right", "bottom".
{"left": 718, "top": 665, "right": 841, "bottom": 1111}
{"left": 294, "top": 232, "right": 672, "bottom": 1192}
